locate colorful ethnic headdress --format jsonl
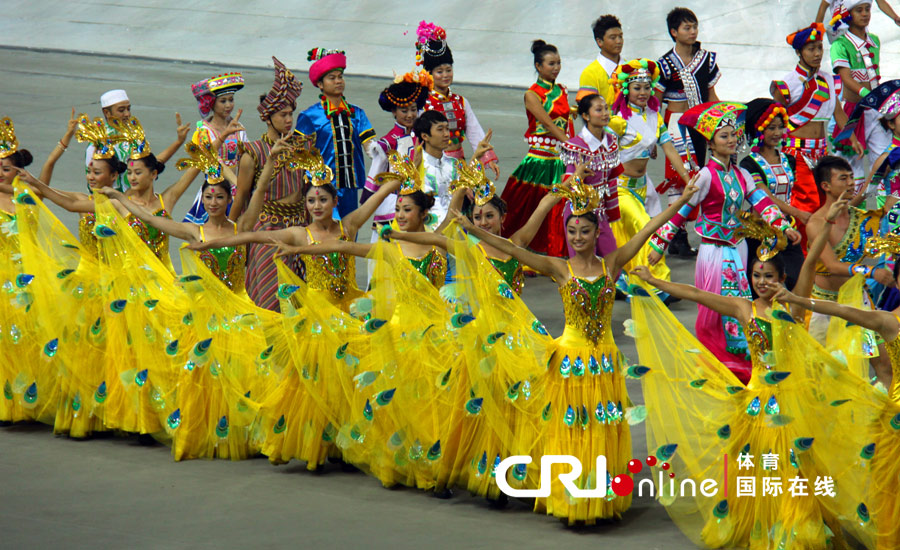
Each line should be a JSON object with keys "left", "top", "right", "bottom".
{"left": 75, "top": 114, "right": 117, "bottom": 160}
{"left": 829, "top": 0, "right": 873, "bottom": 34}
{"left": 678, "top": 101, "right": 747, "bottom": 141}
{"left": 258, "top": 57, "right": 302, "bottom": 121}
{"left": 612, "top": 58, "right": 660, "bottom": 95}
{"left": 108, "top": 116, "right": 151, "bottom": 159}
{"left": 449, "top": 160, "right": 495, "bottom": 206}
{"left": 610, "top": 58, "right": 661, "bottom": 119}
{"left": 191, "top": 72, "right": 244, "bottom": 118}
{"left": 176, "top": 131, "right": 223, "bottom": 184}
{"left": 378, "top": 70, "right": 434, "bottom": 112}
{"left": 415, "top": 21, "right": 452, "bottom": 73}
{"left": 552, "top": 177, "right": 601, "bottom": 217}
{"left": 0, "top": 117, "right": 19, "bottom": 159}
{"left": 273, "top": 144, "right": 335, "bottom": 187}
{"left": 373, "top": 151, "right": 424, "bottom": 195}
{"left": 785, "top": 22, "right": 825, "bottom": 50}
{"left": 744, "top": 98, "right": 790, "bottom": 150}
{"left": 308, "top": 48, "right": 347, "bottom": 86}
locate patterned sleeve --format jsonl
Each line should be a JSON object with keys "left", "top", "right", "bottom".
{"left": 830, "top": 38, "right": 851, "bottom": 71}
{"left": 654, "top": 56, "right": 672, "bottom": 95}
{"left": 708, "top": 51, "right": 721, "bottom": 87}
{"left": 354, "top": 107, "right": 377, "bottom": 145}
{"left": 655, "top": 113, "right": 672, "bottom": 145}
{"left": 739, "top": 156, "right": 766, "bottom": 188}
{"left": 770, "top": 80, "right": 791, "bottom": 104}
{"left": 650, "top": 167, "right": 711, "bottom": 253}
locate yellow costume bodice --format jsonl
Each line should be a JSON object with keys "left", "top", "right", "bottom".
{"left": 558, "top": 260, "right": 614, "bottom": 344}
{"left": 885, "top": 314, "right": 900, "bottom": 404}
{"left": 480, "top": 245, "right": 524, "bottom": 296}
{"left": 78, "top": 212, "right": 100, "bottom": 257}
{"left": 402, "top": 244, "right": 447, "bottom": 289}
{"left": 196, "top": 225, "right": 246, "bottom": 293}
{"left": 299, "top": 222, "right": 360, "bottom": 305}
{"left": 126, "top": 194, "right": 173, "bottom": 270}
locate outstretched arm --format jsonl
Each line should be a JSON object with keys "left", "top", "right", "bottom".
{"left": 610, "top": 179, "right": 699, "bottom": 275}
{"left": 95, "top": 188, "right": 199, "bottom": 242}
{"left": 273, "top": 239, "right": 373, "bottom": 259}
{"left": 450, "top": 209, "right": 568, "bottom": 281}
{"left": 632, "top": 265, "right": 753, "bottom": 321}
{"left": 16, "top": 169, "right": 93, "bottom": 213}
{"left": 39, "top": 108, "right": 78, "bottom": 185}
{"left": 188, "top": 225, "right": 305, "bottom": 251}
{"left": 434, "top": 188, "right": 467, "bottom": 234}
{"left": 510, "top": 192, "right": 561, "bottom": 248}
{"left": 389, "top": 230, "right": 448, "bottom": 250}
{"left": 776, "top": 285, "right": 900, "bottom": 342}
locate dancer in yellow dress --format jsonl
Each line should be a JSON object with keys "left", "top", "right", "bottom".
{"left": 191, "top": 146, "right": 401, "bottom": 470}
{"left": 264, "top": 152, "right": 461, "bottom": 490}
{"left": 453, "top": 176, "right": 698, "bottom": 524}
{"left": 776, "top": 268, "right": 900, "bottom": 550}
{"left": 94, "top": 137, "right": 287, "bottom": 459}
{"left": 628, "top": 194, "right": 860, "bottom": 548}
{"left": 0, "top": 118, "right": 56, "bottom": 424}
{"left": 12, "top": 116, "right": 130, "bottom": 437}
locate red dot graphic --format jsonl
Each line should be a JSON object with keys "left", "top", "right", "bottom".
{"left": 661, "top": 462, "right": 671, "bottom": 471}
{"left": 646, "top": 456, "right": 658, "bottom": 467}
{"left": 611, "top": 475, "right": 634, "bottom": 496}
{"left": 669, "top": 472, "right": 676, "bottom": 479}
{"left": 627, "top": 459, "right": 643, "bottom": 474}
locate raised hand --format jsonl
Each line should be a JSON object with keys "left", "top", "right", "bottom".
{"left": 94, "top": 187, "right": 123, "bottom": 199}
{"left": 14, "top": 167, "right": 43, "bottom": 187}
{"left": 224, "top": 109, "right": 245, "bottom": 138}
{"left": 473, "top": 128, "right": 495, "bottom": 162}
{"left": 450, "top": 208, "right": 474, "bottom": 231}
{"left": 175, "top": 112, "right": 191, "bottom": 144}
{"left": 676, "top": 174, "right": 701, "bottom": 205}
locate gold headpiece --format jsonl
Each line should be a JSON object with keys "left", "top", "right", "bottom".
{"left": 373, "top": 151, "right": 425, "bottom": 195}
{"left": 275, "top": 143, "right": 334, "bottom": 187}
{"left": 0, "top": 117, "right": 19, "bottom": 159}
{"left": 108, "top": 116, "right": 151, "bottom": 159}
{"left": 75, "top": 114, "right": 117, "bottom": 160}
{"left": 864, "top": 233, "right": 900, "bottom": 258}
{"left": 552, "top": 177, "right": 600, "bottom": 216}
{"left": 734, "top": 211, "right": 787, "bottom": 261}
{"left": 449, "top": 159, "right": 495, "bottom": 206}
{"left": 175, "top": 131, "right": 223, "bottom": 183}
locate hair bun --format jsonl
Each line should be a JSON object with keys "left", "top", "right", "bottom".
{"left": 531, "top": 39, "right": 548, "bottom": 55}
{"left": 18, "top": 149, "right": 34, "bottom": 168}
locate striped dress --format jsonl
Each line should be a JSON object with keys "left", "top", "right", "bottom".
{"left": 243, "top": 135, "right": 309, "bottom": 311}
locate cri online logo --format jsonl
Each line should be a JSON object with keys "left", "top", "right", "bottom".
{"left": 496, "top": 453, "right": 679, "bottom": 498}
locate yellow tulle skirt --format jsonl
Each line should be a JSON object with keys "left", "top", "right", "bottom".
{"left": 532, "top": 326, "right": 633, "bottom": 524}
{"left": 612, "top": 186, "right": 671, "bottom": 282}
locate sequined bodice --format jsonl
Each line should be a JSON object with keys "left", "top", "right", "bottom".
{"left": 743, "top": 314, "right": 772, "bottom": 370}
{"left": 486, "top": 254, "right": 524, "bottom": 296}
{"left": 78, "top": 213, "right": 100, "bottom": 257}
{"left": 0, "top": 210, "right": 17, "bottom": 256}
{"left": 406, "top": 247, "right": 447, "bottom": 289}
{"left": 127, "top": 205, "right": 171, "bottom": 262}
{"left": 885, "top": 326, "right": 900, "bottom": 403}
{"left": 197, "top": 227, "right": 246, "bottom": 293}
{"left": 299, "top": 223, "right": 358, "bottom": 303}
{"left": 559, "top": 260, "right": 614, "bottom": 344}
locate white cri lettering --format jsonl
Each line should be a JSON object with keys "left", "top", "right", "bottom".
{"left": 495, "top": 455, "right": 609, "bottom": 498}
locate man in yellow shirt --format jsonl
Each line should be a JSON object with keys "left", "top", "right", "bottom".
{"left": 577, "top": 15, "right": 624, "bottom": 103}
